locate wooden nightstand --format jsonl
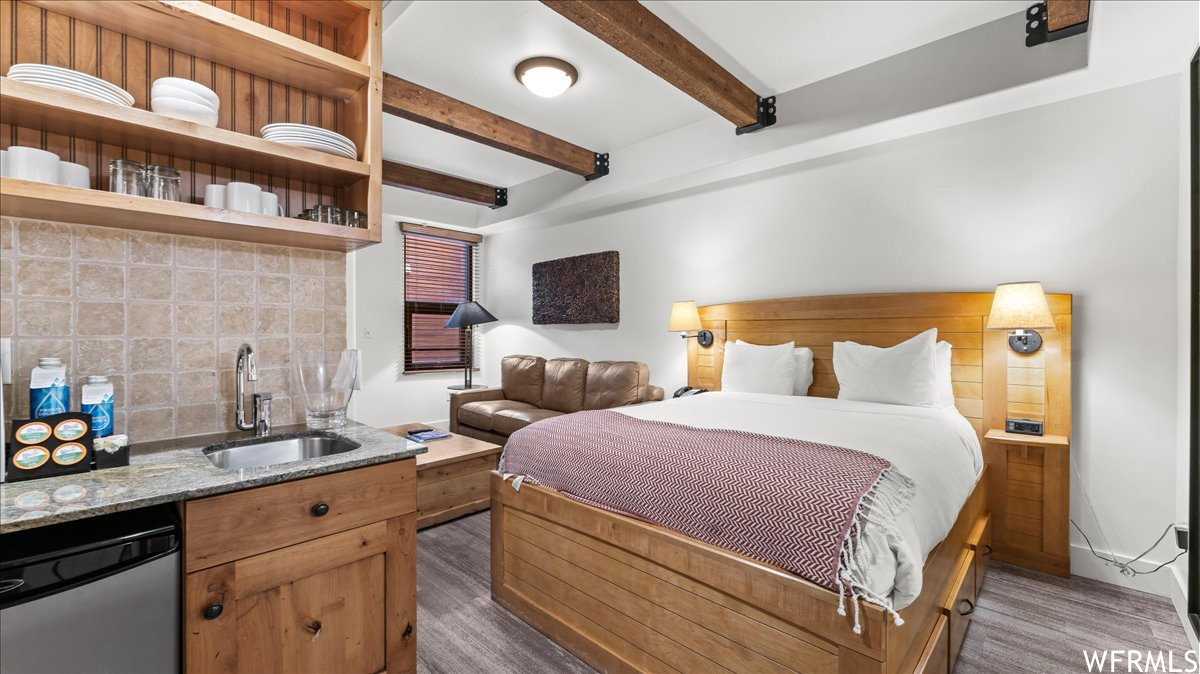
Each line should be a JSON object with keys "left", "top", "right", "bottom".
{"left": 983, "top": 428, "right": 1070, "bottom": 577}
{"left": 381, "top": 423, "right": 502, "bottom": 530}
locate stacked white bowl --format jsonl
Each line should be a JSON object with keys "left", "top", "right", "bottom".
{"left": 150, "top": 77, "right": 219, "bottom": 127}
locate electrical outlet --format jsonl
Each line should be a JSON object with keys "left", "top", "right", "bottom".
{"left": 1177, "top": 525, "right": 1189, "bottom": 552}
{"left": 0, "top": 337, "right": 11, "bottom": 385}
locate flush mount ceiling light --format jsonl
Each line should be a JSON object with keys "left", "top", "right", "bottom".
{"left": 515, "top": 57, "right": 577, "bottom": 98}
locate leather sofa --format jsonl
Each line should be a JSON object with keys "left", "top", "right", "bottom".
{"left": 449, "top": 355, "right": 664, "bottom": 445}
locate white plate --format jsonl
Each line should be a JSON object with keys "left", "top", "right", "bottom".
{"left": 264, "top": 135, "right": 357, "bottom": 157}
{"left": 261, "top": 132, "right": 350, "bottom": 152}
{"left": 8, "top": 75, "right": 130, "bottom": 106}
{"left": 267, "top": 138, "right": 356, "bottom": 158}
{"left": 152, "top": 84, "right": 217, "bottom": 112}
{"left": 8, "top": 64, "right": 133, "bottom": 105}
{"left": 261, "top": 123, "right": 356, "bottom": 152}
{"left": 150, "top": 96, "right": 219, "bottom": 127}
{"left": 152, "top": 77, "right": 218, "bottom": 109}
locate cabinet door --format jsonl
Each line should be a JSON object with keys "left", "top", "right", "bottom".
{"left": 186, "top": 515, "right": 416, "bottom": 674}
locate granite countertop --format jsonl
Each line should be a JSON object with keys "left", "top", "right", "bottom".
{"left": 0, "top": 421, "right": 425, "bottom": 534}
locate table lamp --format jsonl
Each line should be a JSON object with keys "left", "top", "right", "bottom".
{"left": 668, "top": 301, "right": 713, "bottom": 347}
{"left": 444, "top": 301, "right": 498, "bottom": 390}
{"left": 986, "top": 281, "right": 1055, "bottom": 353}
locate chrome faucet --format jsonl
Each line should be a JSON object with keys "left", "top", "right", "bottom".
{"left": 234, "top": 343, "right": 272, "bottom": 437}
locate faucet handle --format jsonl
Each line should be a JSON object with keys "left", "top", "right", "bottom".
{"left": 252, "top": 393, "right": 273, "bottom": 436}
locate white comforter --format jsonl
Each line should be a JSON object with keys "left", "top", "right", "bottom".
{"left": 615, "top": 392, "right": 982, "bottom": 610}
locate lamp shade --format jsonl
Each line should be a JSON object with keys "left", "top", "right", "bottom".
{"left": 986, "top": 282, "right": 1055, "bottom": 330}
{"left": 668, "top": 301, "right": 703, "bottom": 332}
{"left": 444, "top": 301, "right": 498, "bottom": 329}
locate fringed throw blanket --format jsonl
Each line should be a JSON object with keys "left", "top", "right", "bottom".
{"left": 499, "top": 409, "right": 916, "bottom": 632}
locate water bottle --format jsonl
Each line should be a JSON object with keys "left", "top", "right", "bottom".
{"left": 30, "top": 357, "right": 69, "bottom": 419}
{"left": 81, "top": 375, "right": 115, "bottom": 438}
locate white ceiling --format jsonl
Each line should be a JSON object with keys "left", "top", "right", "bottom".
{"left": 381, "top": 0, "right": 1028, "bottom": 190}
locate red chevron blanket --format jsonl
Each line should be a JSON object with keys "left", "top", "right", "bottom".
{"left": 499, "top": 409, "right": 916, "bottom": 631}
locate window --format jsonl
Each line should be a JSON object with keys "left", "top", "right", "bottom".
{"left": 401, "top": 223, "right": 482, "bottom": 373}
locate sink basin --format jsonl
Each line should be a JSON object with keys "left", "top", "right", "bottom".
{"left": 203, "top": 431, "right": 361, "bottom": 470}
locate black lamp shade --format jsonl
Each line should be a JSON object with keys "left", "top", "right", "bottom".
{"left": 444, "top": 301, "right": 498, "bottom": 329}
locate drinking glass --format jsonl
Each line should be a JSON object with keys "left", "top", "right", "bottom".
{"left": 145, "top": 165, "right": 181, "bottom": 201}
{"left": 343, "top": 210, "right": 367, "bottom": 228}
{"left": 292, "top": 349, "right": 359, "bottom": 429}
{"left": 312, "top": 205, "right": 342, "bottom": 225}
{"left": 108, "top": 159, "right": 145, "bottom": 196}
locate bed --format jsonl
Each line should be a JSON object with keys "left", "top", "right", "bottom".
{"left": 490, "top": 292, "right": 1072, "bottom": 674}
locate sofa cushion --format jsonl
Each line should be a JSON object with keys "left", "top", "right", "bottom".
{"left": 501, "top": 355, "right": 546, "bottom": 405}
{"left": 541, "top": 358, "right": 588, "bottom": 413}
{"left": 584, "top": 361, "right": 651, "bottom": 410}
{"left": 492, "top": 408, "right": 564, "bottom": 436}
{"left": 458, "top": 399, "right": 536, "bottom": 431}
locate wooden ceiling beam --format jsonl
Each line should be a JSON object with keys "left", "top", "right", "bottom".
{"left": 541, "top": 0, "right": 774, "bottom": 134}
{"left": 382, "top": 161, "right": 507, "bottom": 208}
{"left": 382, "top": 73, "right": 608, "bottom": 179}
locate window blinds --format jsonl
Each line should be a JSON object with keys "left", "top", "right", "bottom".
{"left": 401, "top": 223, "right": 481, "bottom": 373}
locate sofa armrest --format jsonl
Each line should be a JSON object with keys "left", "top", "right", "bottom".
{"left": 449, "top": 387, "right": 505, "bottom": 433}
{"left": 643, "top": 385, "right": 665, "bottom": 402}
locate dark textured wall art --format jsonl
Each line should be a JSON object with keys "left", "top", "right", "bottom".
{"left": 532, "top": 251, "right": 620, "bottom": 325}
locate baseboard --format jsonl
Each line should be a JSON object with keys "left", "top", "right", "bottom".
{"left": 1070, "top": 543, "right": 1178, "bottom": 597}
{"left": 1168, "top": 559, "right": 1198, "bottom": 650}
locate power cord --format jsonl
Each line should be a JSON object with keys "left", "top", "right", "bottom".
{"left": 1071, "top": 457, "right": 1185, "bottom": 577}
{"left": 1070, "top": 520, "right": 1186, "bottom": 577}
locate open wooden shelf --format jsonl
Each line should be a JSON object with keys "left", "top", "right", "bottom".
{"left": 1, "top": 178, "right": 377, "bottom": 252}
{"left": 984, "top": 429, "right": 1070, "bottom": 447}
{"left": 24, "top": 0, "right": 371, "bottom": 99}
{"left": 0, "top": 78, "right": 369, "bottom": 187}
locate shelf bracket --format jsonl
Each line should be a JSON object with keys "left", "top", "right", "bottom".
{"left": 493, "top": 188, "right": 508, "bottom": 209}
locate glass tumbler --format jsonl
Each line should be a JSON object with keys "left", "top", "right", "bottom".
{"left": 343, "top": 210, "right": 367, "bottom": 228}
{"left": 292, "top": 349, "right": 359, "bottom": 429}
{"left": 108, "top": 159, "right": 146, "bottom": 196}
{"left": 145, "top": 165, "right": 181, "bottom": 201}
{"left": 313, "top": 204, "right": 342, "bottom": 225}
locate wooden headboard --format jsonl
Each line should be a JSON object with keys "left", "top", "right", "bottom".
{"left": 686, "top": 292, "right": 1073, "bottom": 441}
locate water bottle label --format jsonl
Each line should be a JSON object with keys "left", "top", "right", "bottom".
{"left": 83, "top": 401, "right": 113, "bottom": 438}
{"left": 31, "top": 385, "right": 69, "bottom": 418}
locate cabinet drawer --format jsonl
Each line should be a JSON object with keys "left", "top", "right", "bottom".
{"left": 914, "top": 614, "right": 949, "bottom": 674}
{"left": 967, "top": 514, "right": 992, "bottom": 595}
{"left": 942, "top": 550, "right": 977, "bottom": 670}
{"left": 185, "top": 458, "right": 416, "bottom": 572}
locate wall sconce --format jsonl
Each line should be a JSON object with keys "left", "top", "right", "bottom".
{"left": 986, "top": 281, "right": 1055, "bottom": 354}
{"left": 668, "top": 301, "right": 713, "bottom": 348}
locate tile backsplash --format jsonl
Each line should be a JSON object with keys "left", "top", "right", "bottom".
{"left": 0, "top": 217, "right": 348, "bottom": 442}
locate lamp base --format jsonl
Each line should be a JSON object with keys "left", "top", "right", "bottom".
{"left": 448, "top": 384, "right": 487, "bottom": 391}
{"left": 1008, "top": 329, "right": 1043, "bottom": 354}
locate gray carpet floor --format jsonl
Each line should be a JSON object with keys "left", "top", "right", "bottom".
{"left": 416, "top": 511, "right": 1192, "bottom": 674}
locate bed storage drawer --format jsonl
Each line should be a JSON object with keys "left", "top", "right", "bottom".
{"left": 967, "top": 513, "right": 992, "bottom": 595}
{"left": 914, "top": 614, "right": 950, "bottom": 674}
{"left": 184, "top": 459, "right": 416, "bottom": 571}
{"left": 942, "top": 549, "right": 977, "bottom": 669}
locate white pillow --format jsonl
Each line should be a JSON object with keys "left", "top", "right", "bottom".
{"left": 721, "top": 340, "right": 797, "bottom": 395}
{"left": 735, "top": 340, "right": 813, "bottom": 395}
{"left": 833, "top": 328, "right": 939, "bottom": 407}
{"left": 934, "top": 341, "right": 955, "bottom": 408}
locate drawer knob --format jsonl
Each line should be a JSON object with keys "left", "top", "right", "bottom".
{"left": 957, "top": 598, "right": 975, "bottom": 616}
{"left": 311, "top": 502, "right": 330, "bottom": 518}
{"left": 203, "top": 602, "right": 224, "bottom": 620}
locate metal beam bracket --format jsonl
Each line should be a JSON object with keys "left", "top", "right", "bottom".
{"left": 493, "top": 187, "right": 508, "bottom": 209}
{"left": 585, "top": 153, "right": 610, "bottom": 181}
{"left": 735, "top": 96, "right": 777, "bottom": 135}
{"left": 1025, "top": 1, "right": 1090, "bottom": 47}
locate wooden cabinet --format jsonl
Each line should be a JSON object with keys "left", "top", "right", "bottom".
{"left": 983, "top": 429, "right": 1070, "bottom": 576}
{"left": 183, "top": 460, "right": 416, "bottom": 674}
{"left": 381, "top": 423, "right": 502, "bottom": 530}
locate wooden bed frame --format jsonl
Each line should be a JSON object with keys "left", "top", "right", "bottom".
{"left": 491, "top": 292, "right": 1073, "bottom": 674}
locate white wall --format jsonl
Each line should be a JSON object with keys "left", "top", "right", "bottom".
{"left": 481, "top": 76, "right": 1185, "bottom": 594}
{"left": 347, "top": 219, "right": 464, "bottom": 428}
